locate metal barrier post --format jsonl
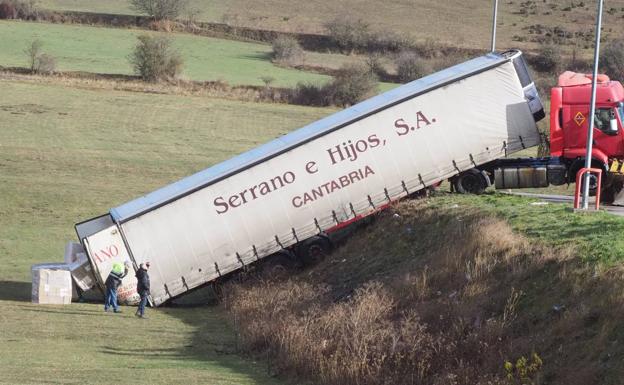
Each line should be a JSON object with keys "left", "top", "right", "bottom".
{"left": 574, "top": 167, "right": 602, "bottom": 210}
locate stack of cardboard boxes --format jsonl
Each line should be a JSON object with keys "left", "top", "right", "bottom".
{"left": 31, "top": 242, "right": 98, "bottom": 304}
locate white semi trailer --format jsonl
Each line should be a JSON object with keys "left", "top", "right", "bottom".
{"left": 75, "top": 50, "right": 544, "bottom": 306}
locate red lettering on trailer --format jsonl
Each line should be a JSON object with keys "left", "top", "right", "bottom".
{"left": 92, "top": 245, "right": 120, "bottom": 265}
{"left": 292, "top": 166, "right": 375, "bottom": 208}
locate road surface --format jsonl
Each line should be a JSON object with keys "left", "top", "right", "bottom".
{"left": 505, "top": 192, "right": 624, "bottom": 217}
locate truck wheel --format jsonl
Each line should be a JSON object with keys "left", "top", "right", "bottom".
{"left": 600, "top": 174, "right": 623, "bottom": 204}
{"left": 453, "top": 169, "right": 488, "bottom": 195}
{"left": 578, "top": 172, "right": 600, "bottom": 197}
{"left": 296, "top": 236, "right": 333, "bottom": 266}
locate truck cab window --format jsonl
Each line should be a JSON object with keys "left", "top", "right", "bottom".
{"left": 594, "top": 108, "right": 615, "bottom": 134}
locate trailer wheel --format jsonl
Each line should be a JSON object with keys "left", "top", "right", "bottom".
{"left": 259, "top": 250, "right": 299, "bottom": 278}
{"left": 453, "top": 169, "right": 488, "bottom": 195}
{"left": 211, "top": 280, "right": 224, "bottom": 302}
{"left": 296, "top": 236, "right": 333, "bottom": 266}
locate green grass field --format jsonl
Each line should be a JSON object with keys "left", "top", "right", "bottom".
{"left": 0, "top": 78, "right": 334, "bottom": 383}
{"left": 0, "top": 20, "right": 331, "bottom": 87}
{"left": 0, "top": 300, "right": 285, "bottom": 385}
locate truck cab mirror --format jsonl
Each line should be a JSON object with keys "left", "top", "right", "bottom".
{"left": 609, "top": 109, "right": 619, "bottom": 134}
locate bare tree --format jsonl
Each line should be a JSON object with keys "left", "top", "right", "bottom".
{"left": 129, "top": 0, "right": 188, "bottom": 20}
{"left": 271, "top": 36, "right": 303, "bottom": 64}
{"left": 23, "top": 39, "right": 56, "bottom": 74}
{"left": 24, "top": 39, "right": 42, "bottom": 72}
{"left": 395, "top": 51, "right": 429, "bottom": 83}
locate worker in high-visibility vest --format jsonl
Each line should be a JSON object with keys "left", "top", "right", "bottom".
{"left": 104, "top": 261, "right": 130, "bottom": 313}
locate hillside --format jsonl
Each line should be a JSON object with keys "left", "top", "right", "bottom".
{"left": 0, "top": 20, "right": 331, "bottom": 87}
{"left": 224, "top": 194, "right": 624, "bottom": 384}
{"left": 38, "top": 0, "right": 624, "bottom": 54}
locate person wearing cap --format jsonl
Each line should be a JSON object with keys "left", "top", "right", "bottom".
{"left": 104, "top": 261, "right": 130, "bottom": 313}
{"left": 135, "top": 262, "right": 151, "bottom": 318}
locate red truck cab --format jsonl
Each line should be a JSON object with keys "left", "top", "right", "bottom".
{"left": 456, "top": 71, "right": 624, "bottom": 195}
{"left": 550, "top": 71, "right": 624, "bottom": 175}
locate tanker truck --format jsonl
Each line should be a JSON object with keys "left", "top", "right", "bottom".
{"left": 74, "top": 49, "right": 547, "bottom": 306}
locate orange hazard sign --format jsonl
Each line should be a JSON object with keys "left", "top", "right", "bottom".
{"left": 574, "top": 111, "right": 586, "bottom": 126}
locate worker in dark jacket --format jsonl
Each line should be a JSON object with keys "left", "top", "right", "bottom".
{"left": 104, "top": 261, "right": 130, "bottom": 313}
{"left": 135, "top": 262, "right": 151, "bottom": 319}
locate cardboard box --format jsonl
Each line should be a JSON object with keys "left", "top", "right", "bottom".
{"left": 31, "top": 264, "right": 73, "bottom": 305}
{"left": 64, "top": 242, "right": 84, "bottom": 264}
{"left": 68, "top": 252, "right": 96, "bottom": 291}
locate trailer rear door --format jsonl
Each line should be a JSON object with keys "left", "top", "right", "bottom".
{"left": 80, "top": 219, "right": 140, "bottom": 305}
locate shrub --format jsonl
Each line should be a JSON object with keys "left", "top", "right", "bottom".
{"left": 0, "top": 1, "right": 16, "bottom": 19}
{"left": 15, "top": 0, "right": 37, "bottom": 19}
{"left": 329, "top": 63, "right": 377, "bottom": 106}
{"left": 368, "top": 29, "right": 413, "bottom": 53}
{"left": 325, "top": 16, "right": 370, "bottom": 53}
{"left": 416, "top": 38, "right": 443, "bottom": 59}
{"left": 365, "top": 53, "right": 387, "bottom": 78}
{"left": 600, "top": 39, "right": 624, "bottom": 80}
{"left": 35, "top": 53, "right": 56, "bottom": 74}
{"left": 531, "top": 44, "right": 562, "bottom": 73}
{"left": 271, "top": 35, "right": 303, "bottom": 63}
{"left": 395, "top": 51, "right": 430, "bottom": 83}
{"left": 292, "top": 82, "right": 330, "bottom": 106}
{"left": 130, "top": 0, "right": 188, "bottom": 20}
{"left": 260, "top": 76, "right": 275, "bottom": 88}
{"left": 0, "top": 0, "right": 38, "bottom": 19}
{"left": 129, "top": 35, "right": 183, "bottom": 81}
{"left": 290, "top": 64, "right": 377, "bottom": 107}
{"left": 23, "top": 40, "right": 56, "bottom": 74}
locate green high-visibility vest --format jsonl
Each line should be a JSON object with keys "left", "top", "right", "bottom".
{"left": 111, "top": 262, "right": 124, "bottom": 275}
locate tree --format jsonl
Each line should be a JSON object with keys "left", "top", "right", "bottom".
{"left": 395, "top": 51, "right": 429, "bottom": 83}
{"left": 325, "top": 16, "right": 370, "bottom": 53}
{"left": 601, "top": 39, "right": 624, "bottom": 80}
{"left": 24, "top": 39, "right": 42, "bottom": 72}
{"left": 532, "top": 43, "right": 562, "bottom": 73}
{"left": 129, "top": 34, "right": 183, "bottom": 81}
{"left": 23, "top": 40, "right": 56, "bottom": 74}
{"left": 329, "top": 63, "right": 377, "bottom": 107}
{"left": 0, "top": 1, "right": 17, "bottom": 19}
{"left": 129, "top": 0, "right": 188, "bottom": 20}
{"left": 271, "top": 36, "right": 303, "bottom": 64}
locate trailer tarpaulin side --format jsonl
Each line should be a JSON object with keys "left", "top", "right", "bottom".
{"left": 109, "top": 51, "right": 541, "bottom": 305}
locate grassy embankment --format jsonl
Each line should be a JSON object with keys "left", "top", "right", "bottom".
{"left": 226, "top": 193, "right": 624, "bottom": 385}
{"left": 0, "top": 79, "right": 335, "bottom": 384}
